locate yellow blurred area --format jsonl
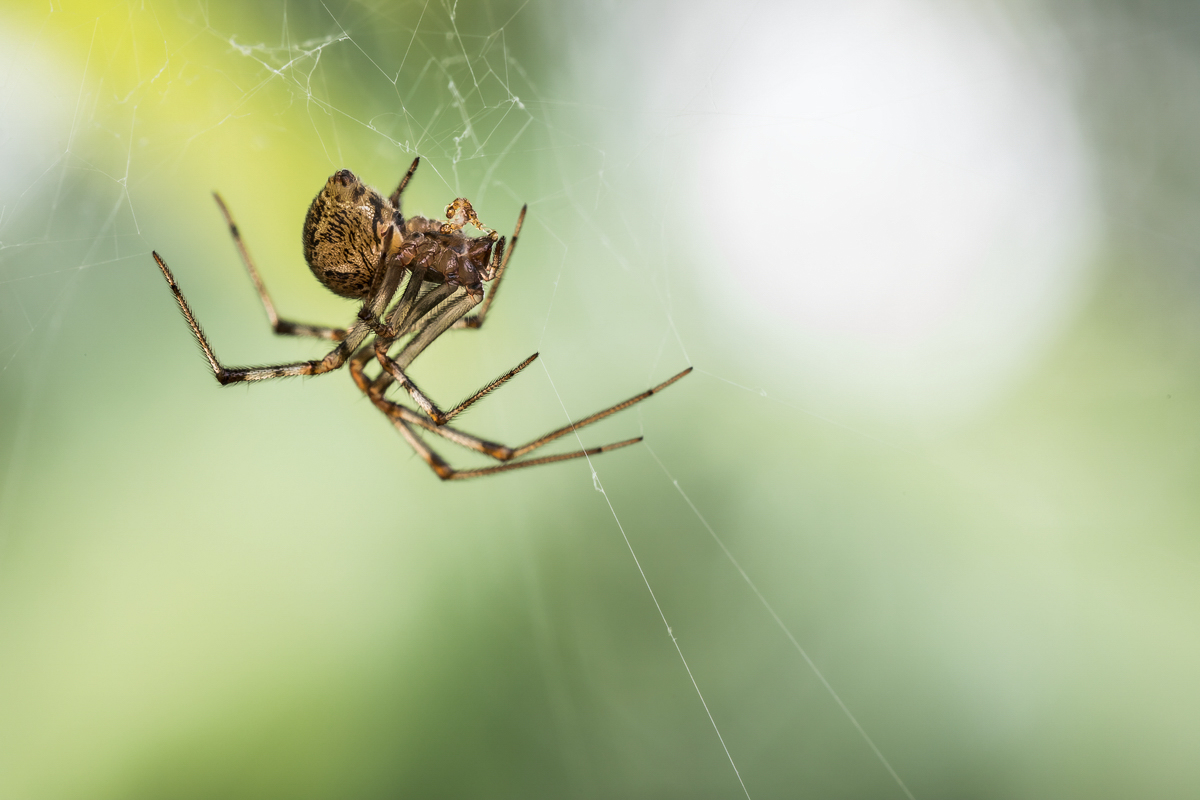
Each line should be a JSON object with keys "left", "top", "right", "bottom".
{"left": 2, "top": 1, "right": 1200, "bottom": 798}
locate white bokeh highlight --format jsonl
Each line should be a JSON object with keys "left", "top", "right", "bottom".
{"left": 628, "top": 0, "right": 1097, "bottom": 426}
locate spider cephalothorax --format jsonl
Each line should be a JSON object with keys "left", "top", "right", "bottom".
{"left": 397, "top": 206, "right": 500, "bottom": 300}
{"left": 152, "top": 157, "right": 689, "bottom": 480}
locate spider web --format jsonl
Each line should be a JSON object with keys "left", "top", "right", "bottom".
{"left": 5, "top": 1, "right": 1199, "bottom": 799}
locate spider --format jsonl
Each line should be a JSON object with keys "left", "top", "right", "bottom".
{"left": 151, "top": 158, "right": 690, "bottom": 480}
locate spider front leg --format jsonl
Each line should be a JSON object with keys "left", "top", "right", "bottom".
{"left": 376, "top": 344, "right": 539, "bottom": 425}
{"left": 152, "top": 242, "right": 403, "bottom": 384}
{"left": 212, "top": 193, "right": 346, "bottom": 342}
{"left": 369, "top": 277, "right": 540, "bottom": 424}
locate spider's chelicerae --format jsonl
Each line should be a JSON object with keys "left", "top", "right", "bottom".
{"left": 152, "top": 158, "right": 689, "bottom": 480}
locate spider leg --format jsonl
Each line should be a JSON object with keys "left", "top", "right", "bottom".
{"left": 452, "top": 205, "right": 525, "bottom": 331}
{"left": 153, "top": 247, "right": 404, "bottom": 384}
{"left": 212, "top": 193, "right": 346, "bottom": 341}
{"left": 500, "top": 367, "right": 693, "bottom": 459}
{"left": 439, "top": 352, "right": 540, "bottom": 423}
{"left": 367, "top": 287, "right": 479, "bottom": 398}
{"left": 394, "top": 290, "right": 479, "bottom": 364}
{"left": 388, "top": 156, "right": 420, "bottom": 209}
{"left": 350, "top": 341, "right": 378, "bottom": 394}
{"left": 392, "top": 413, "right": 643, "bottom": 481}
{"left": 375, "top": 349, "right": 539, "bottom": 424}
{"left": 387, "top": 265, "right": 428, "bottom": 330}
{"left": 375, "top": 264, "right": 436, "bottom": 341}
{"left": 352, "top": 349, "right": 509, "bottom": 458}
{"left": 355, "top": 364, "right": 690, "bottom": 477}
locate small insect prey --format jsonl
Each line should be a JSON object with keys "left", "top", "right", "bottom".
{"left": 152, "top": 158, "right": 690, "bottom": 480}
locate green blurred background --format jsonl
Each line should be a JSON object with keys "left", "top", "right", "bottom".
{"left": 3, "top": 0, "right": 1200, "bottom": 797}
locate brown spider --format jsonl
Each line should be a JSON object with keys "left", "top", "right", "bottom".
{"left": 152, "top": 158, "right": 690, "bottom": 480}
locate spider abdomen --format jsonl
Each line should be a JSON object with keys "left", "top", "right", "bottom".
{"left": 302, "top": 169, "right": 397, "bottom": 299}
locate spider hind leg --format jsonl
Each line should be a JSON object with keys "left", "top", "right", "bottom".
{"left": 357, "top": 365, "right": 692, "bottom": 481}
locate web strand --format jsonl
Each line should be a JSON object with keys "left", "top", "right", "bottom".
{"left": 539, "top": 360, "right": 753, "bottom": 800}
{"left": 643, "top": 443, "right": 917, "bottom": 800}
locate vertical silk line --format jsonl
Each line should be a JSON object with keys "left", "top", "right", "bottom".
{"left": 540, "top": 360, "right": 753, "bottom": 800}
{"left": 644, "top": 443, "right": 918, "bottom": 800}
